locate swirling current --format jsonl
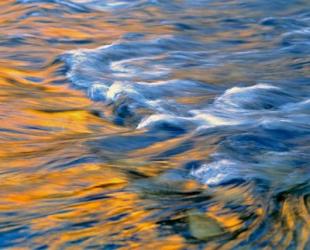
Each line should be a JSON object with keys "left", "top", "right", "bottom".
{"left": 0, "top": 0, "right": 309, "bottom": 249}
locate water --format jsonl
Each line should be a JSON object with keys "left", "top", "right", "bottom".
{"left": 0, "top": 0, "right": 309, "bottom": 249}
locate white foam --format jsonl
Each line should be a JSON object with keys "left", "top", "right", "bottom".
{"left": 87, "top": 83, "right": 108, "bottom": 100}
{"left": 137, "top": 114, "right": 179, "bottom": 129}
{"left": 190, "top": 159, "right": 239, "bottom": 185}
{"left": 225, "top": 84, "right": 278, "bottom": 95}
{"left": 106, "top": 81, "right": 125, "bottom": 100}
{"left": 65, "top": 42, "right": 298, "bottom": 135}
{"left": 193, "top": 113, "right": 240, "bottom": 127}
{"left": 217, "top": 84, "right": 277, "bottom": 96}
{"left": 282, "top": 27, "right": 310, "bottom": 37}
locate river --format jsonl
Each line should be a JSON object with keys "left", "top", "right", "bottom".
{"left": 0, "top": 0, "right": 309, "bottom": 249}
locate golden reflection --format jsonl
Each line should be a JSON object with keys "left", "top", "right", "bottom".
{"left": 0, "top": 0, "right": 309, "bottom": 249}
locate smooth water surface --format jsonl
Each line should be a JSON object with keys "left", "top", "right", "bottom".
{"left": 0, "top": 0, "right": 309, "bottom": 249}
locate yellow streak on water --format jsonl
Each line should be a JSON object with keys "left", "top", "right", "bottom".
{"left": 0, "top": 1, "right": 309, "bottom": 249}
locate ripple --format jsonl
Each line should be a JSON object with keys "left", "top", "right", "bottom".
{"left": 0, "top": 0, "right": 309, "bottom": 248}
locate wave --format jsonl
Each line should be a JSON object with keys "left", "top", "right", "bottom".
{"left": 61, "top": 34, "right": 309, "bottom": 186}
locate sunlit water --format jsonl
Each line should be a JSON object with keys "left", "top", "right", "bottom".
{"left": 0, "top": 0, "right": 309, "bottom": 249}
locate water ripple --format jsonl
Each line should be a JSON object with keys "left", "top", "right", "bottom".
{"left": 0, "top": 0, "right": 309, "bottom": 249}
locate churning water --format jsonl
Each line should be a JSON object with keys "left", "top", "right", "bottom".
{"left": 0, "top": 0, "right": 309, "bottom": 249}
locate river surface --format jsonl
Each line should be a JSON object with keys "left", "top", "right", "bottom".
{"left": 0, "top": 0, "right": 309, "bottom": 249}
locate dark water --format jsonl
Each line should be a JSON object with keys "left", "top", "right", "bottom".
{"left": 0, "top": 0, "right": 309, "bottom": 249}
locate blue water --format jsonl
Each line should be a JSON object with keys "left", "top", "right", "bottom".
{"left": 1, "top": 0, "right": 310, "bottom": 249}
{"left": 61, "top": 0, "right": 310, "bottom": 187}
